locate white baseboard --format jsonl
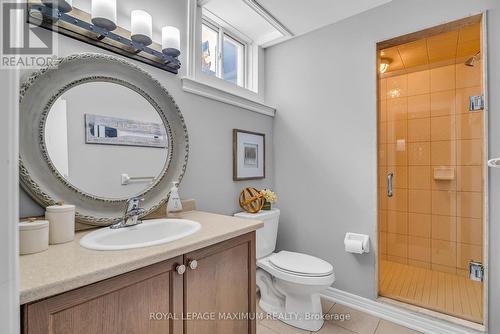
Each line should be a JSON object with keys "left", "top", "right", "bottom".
{"left": 321, "top": 288, "right": 485, "bottom": 334}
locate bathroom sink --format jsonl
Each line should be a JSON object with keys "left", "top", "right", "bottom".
{"left": 80, "top": 218, "right": 201, "bottom": 251}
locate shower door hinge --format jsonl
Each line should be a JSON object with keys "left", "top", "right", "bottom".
{"left": 469, "top": 261, "right": 484, "bottom": 282}
{"left": 469, "top": 95, "right": 484, "bottom": 111}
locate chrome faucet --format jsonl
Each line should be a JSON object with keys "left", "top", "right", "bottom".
{"left": 110, "top": 197, "right": 146, "bottom": 229}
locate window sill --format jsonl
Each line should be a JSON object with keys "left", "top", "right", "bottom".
{"left": 181, "top": 77, "right": 276, "bottom": 117}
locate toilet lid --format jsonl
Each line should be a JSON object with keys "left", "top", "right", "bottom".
{"left": 269, "top": 251, "right": 334, "bottom": 277}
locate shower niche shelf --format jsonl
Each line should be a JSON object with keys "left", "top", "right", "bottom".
{"left": 433, "top": 167, "right": 455, "bottom": 180}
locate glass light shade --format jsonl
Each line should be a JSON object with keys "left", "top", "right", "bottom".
{"left": 379, "top": 58, "right": 390, "bottom": 74}
{"left": 131, "top": 10, "right": 153, "bottom": 46}
{"left": 42, "top": 0, "right": 73, "bottom": 13}
{"left": 91, "top": 0, "right": 117, "bottom": 31}
{"left": 379, "top": 63, "right": 388, "bottom": 73}
{"left": 162, "top": 26, "right": 180, "bottom": 56}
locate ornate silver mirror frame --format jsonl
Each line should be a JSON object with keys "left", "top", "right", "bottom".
{"left": 19, "top": 53, "right": 189, "bottom": 226}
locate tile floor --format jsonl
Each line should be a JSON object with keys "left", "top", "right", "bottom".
{"left": 379, "top": 260, "right": 483, "bottom": 323}
{"left": 256, "top": 295, "right": 421, "bottom": 334}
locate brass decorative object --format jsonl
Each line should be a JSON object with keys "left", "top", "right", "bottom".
{"left": 238, "top": 187, "right": 264, "bottom": 213}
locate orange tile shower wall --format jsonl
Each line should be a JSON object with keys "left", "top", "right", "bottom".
{"left": 378, "top": 62, "right": 484, "bottom": 276}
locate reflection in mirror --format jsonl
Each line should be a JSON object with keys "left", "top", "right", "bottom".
{"left": 44, "top": 82, "right": 168, "bottom": 200}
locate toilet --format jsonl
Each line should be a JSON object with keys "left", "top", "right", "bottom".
{"left": 235, "top": 209, "right": 335, "bottom": 332}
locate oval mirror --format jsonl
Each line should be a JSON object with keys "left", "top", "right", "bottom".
{"left": 20, "top": 53, "right": 189, "bottom": 226}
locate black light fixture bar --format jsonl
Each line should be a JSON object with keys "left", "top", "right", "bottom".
{"left": 30, "top": 3, "right": 181, "bottom": 74}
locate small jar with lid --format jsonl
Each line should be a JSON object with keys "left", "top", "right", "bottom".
{"left": 45, "top": 202, "right": 75, "bottom": 244}
{"left": 19, "top": 218, "right": 49, "bottom": 255}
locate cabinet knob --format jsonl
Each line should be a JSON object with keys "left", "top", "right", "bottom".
{"left": 176, "top": 264, "right": 186, "bottom": 275}
{"left": 188, "top": 259, "right": 198, "bottom": 270}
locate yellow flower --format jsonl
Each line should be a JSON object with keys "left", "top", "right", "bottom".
{"left": 260, "top": 189, "right": 278, "bottom": 203}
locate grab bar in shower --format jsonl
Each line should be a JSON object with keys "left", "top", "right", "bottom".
{"left": 387, "top": 172, "right": 393, "bottom": 198}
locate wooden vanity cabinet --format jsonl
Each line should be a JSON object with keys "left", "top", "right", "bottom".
{"left": 22, "top": 256, "right": 184, "bottom": 334}
{"left": 183, "top": 232, "right": 256, "bottom": 334}
{"left": 21, "top": 232, "right": 256, "bottom": 334}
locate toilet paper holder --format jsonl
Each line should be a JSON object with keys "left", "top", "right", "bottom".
{"left": 344, "top": 233, "right": 370, "bottom": 254}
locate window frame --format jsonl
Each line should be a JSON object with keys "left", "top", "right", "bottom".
{"left": 201, "top": 15, "right": 248, "bottom": 88}
{"left": 184, "top": 0, "right": 276, "bottom": 117}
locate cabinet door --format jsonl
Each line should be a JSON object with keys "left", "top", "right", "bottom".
{"left": 22, "top": 256, "right": 184, "bottom": 334}
{"left": 184, "top": 232, "right": 256, "bottom": 334}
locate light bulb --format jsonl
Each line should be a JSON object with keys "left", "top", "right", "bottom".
{"left": 91, "top": 0, "right": 117, "bottom": 31}
{"left": 379, "top": 58, "right": 391, "bottom": 74}
{"left": 379, "top": 63, "right": 388, "bottom": 74}
{"left": 162, "top": 26, "right": 180, "bottom": 57}
{"left": 131, "top": 10, "right": 153, "bottom": 46}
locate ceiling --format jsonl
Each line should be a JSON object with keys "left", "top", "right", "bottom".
{"left": 380, "top": 23, "right": 481, "bottom": 74}
{"left": 203, "top": 0, "right": 393, "bottom": 47}
{"left": 74, "top": 0, "right": 395, "bottom": 48}
{"left": 75, "top": 0, "right": 395, "bottom": 48}
{"left": 257, "top": 0, "right": 393, "bottom": 37}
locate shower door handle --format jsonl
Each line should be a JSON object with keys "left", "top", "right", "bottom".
{"left": 387, "top": 172, "right": 393, "bottom": 198}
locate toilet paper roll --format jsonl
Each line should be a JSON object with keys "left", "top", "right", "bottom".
{"left": 345, "top": 238, "right": 364, "bottom": 254}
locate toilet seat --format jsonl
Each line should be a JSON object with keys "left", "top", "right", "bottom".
{"left": 257, "top": 252, "right": 335, "bottom": 286}
{"left": 269, "top": 251, "right": 334, "bottom": 277}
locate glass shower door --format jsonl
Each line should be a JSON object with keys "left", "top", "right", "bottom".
{"left": 377, "top": 22, "right": 485, "bottom": 323}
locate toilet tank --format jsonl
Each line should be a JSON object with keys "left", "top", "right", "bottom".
{"left": 235, "top": 209, "right": 280, "bottom": 259}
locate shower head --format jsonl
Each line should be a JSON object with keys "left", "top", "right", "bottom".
{"left": 465, "top": 57, "right": 475, "bottom": 67}
{"left": 465, "top": 52, "right": 480, "bottom": 67}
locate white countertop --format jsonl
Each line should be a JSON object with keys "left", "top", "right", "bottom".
{"left": 20, "top": 210, "right": 263, "bottom": 304}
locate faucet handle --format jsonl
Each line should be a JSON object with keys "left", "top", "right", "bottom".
{"left": 127, "top": 196, "right": 144, "bottom": 203}
{"left": 126, "top": 197, "right": 144, "bottom": 210}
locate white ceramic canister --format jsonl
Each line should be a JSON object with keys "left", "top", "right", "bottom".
{"left": 45, "top": 202, "right": 75, "bottom": 244}
{"left": 19, "top": 219, "right": 49, "bottom": 255}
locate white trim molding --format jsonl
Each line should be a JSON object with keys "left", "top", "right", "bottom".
{"left": 322, "top": 288, "right": 485, "bottom": 334}
{"left": 0, "top": 54, "right": 20, "bottom": 334}
{"left": 182, "top": 77, "right": 276, "bottom": 116}
{"left": 0, "top": 2, "right": 21, "bottom": 332}
{"left": 241, "top": 0, "right": 293, "bottom": 38}
{"left": 241, "top": 0, "right": 293, "bottom": 48}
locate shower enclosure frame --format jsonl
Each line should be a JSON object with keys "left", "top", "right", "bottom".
{"left": 374, "top": 12, "right": 489, "bottom": 331}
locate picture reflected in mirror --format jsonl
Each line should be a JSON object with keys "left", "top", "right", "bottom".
{"left": 85, "top": 114, "right": 168, "bottom": 148}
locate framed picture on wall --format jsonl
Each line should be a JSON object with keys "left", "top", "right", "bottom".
{"left": 233, "top": 129, "right": 265, "bottom": 181}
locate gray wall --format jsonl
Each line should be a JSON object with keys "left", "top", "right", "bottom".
{"left": 265, "top": 0, "right": 500, "bottom": 331}
{"left": 20, "top": 0, "right": 274, "bottom": 218}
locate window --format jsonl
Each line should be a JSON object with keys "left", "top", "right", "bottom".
{"left": 183, "top": 1, "right": 277, "bottom": 116}
{"left": 201, "top": 23, "right": 218, "bottom": 76}
{"left": 201, "top": 19, "right": 246, "bottom": 87}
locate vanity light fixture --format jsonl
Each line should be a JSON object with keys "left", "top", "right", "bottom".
{"left": 379, "top": 58, "right": 391, "bottom": 74}
{"left": 131, "top": 10, "right": 153, "bottom": 46}
{"left": 91, "top": 0, "right": 117, "bottom": 31}
{"left": 28, "top": 1, "right": 181, "bottom": 74}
